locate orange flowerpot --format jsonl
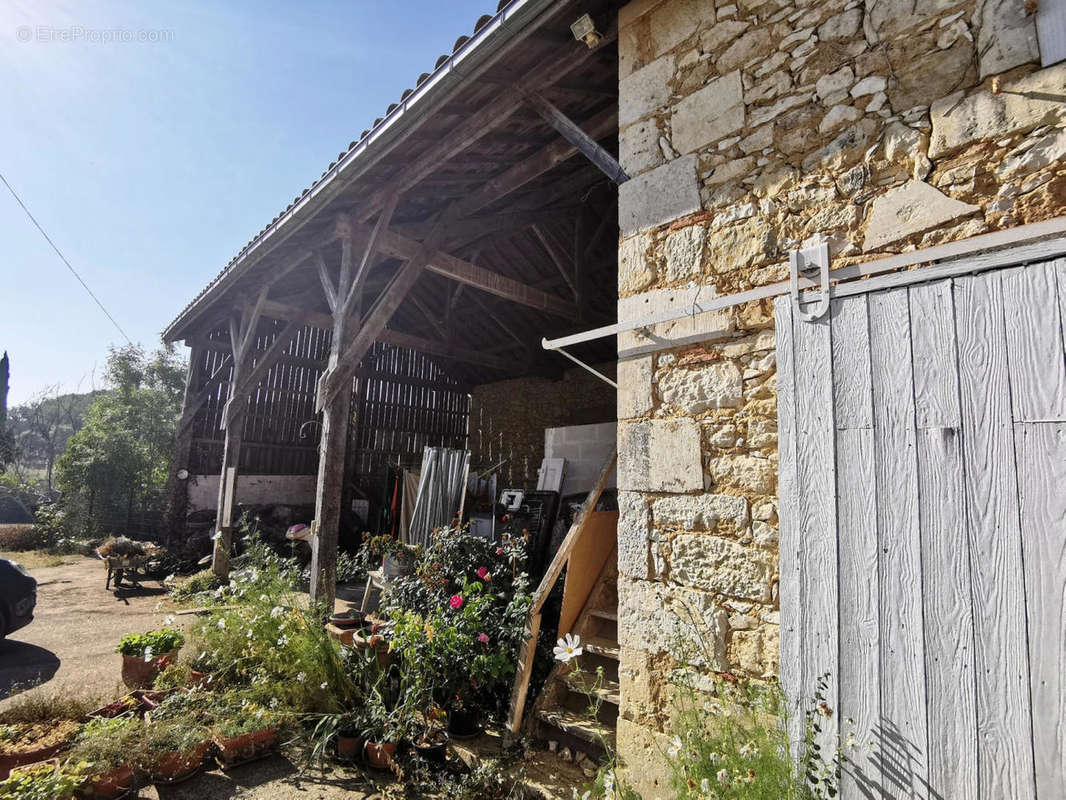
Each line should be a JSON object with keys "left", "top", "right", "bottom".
{"left": 120, "top": 651, "right": 176, "bottom": 689}
{"left": 336, "top": 735, "right": 362, "bottom": 761}
{"left": 83, "top": 763, "right": 135, "bottom": 799}
{"left": 0, "top": 743, "right": 67, "bottom": 780}
{"left": 363, "top": 740, "right": 397, "bottom": 770}
{"left": 150, "top": 741, "right": 210, "bottom": 784}
{"left": 213, "top": 727, "right": 277, "bottom": 767}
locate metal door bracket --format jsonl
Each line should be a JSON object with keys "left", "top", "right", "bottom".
{"left": 790, "top": 240, "right": 831, "bottom": 321}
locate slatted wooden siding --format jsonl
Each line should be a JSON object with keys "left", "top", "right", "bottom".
{"left": 188, "top": 326, "right": 470, "bottom": 481}
{"left": 776, "top": 258, "right": 1066, "bottom": 800}
{"left": 349, "top": 342, "right": 470, "bottom": 481}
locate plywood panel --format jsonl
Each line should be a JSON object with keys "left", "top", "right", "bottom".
{"left": 830, "top": 296, "right": 880, "bottom": 795}
{"left": 558, "top": 511, "right": 618, "bottom": 637}
{"left": 868, "top": 286, "right": 928, "bottom": 799}
{"left": 1002, "top": 262, "right": 1066, "bottom": 421}
{"left": 792, "top": 302, "right": 838, "bottom": 760}
{"left": 953, "top": 272, "right": 1037, "bottom": 800}
{"left": 1016, "top": 422, "right": 1066, "bottom": 797}
{"left": 909, "top": 280, "right": 978, "bottom": 800}
{"left": 774, "top": 296, "right": 803, "bottom": 751}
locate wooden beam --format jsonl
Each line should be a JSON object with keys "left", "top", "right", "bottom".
{"left": 378, "top": 328, "right": 515, "bottom": 373}
{"left": 177, "top": 353, "right": 232, "bottom": 436}
{"left": 344, "top": 192, "right": 400, "bottom": 317}
{"left": 317, "top": 216, "right": 451, "bottom": 412}
{"left": 533, "top": 224, "right": 579, "bottom": 299}
{"left": 345, "top": 218, "right": 578, "bottom": 319}
{"left": 451, "top": 105, "right": 617, "bottom": 220}
{"left": 355, "top": 30, "right": 617, "bottom": 224}
{"left": 525, "top": 92, "right": 627, "bottom": 185}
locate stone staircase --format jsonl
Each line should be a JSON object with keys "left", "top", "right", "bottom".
{"left": 531, "top": 552, "right": 620, "bottom": 763}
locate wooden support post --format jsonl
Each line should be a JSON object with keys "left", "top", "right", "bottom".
{"left": 164, "top": 344, "right": 203, "bottom": 545}
{"left": 308, "top": 380, "right": 353, "bottom": 610}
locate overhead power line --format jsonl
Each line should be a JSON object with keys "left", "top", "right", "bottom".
{"left": 0, "top": 170, "right": 133, "bottom": 345}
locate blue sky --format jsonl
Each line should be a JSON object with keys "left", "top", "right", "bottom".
{"left": 0, "top": 0, "right": 490, "bottom": 405}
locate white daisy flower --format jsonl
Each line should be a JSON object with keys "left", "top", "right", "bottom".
{"left": 739, "top": 740, "right": 756, "bottom": 758}
{"left": 270, "top": 606, "right": 284, "bottom": 618}
{"left": 667, "top": 735, "right": 683, "bottom": 758}
{"left": 296, "top": 671, "right": 306, "bottom": 683}
{"left": 716, "top": 768, "right": 730, "bottom": 786}
{"left": 217, "top": 618, "right": 226, "bottom": 630}
{"left": 320, "top": 682, "right": 328, "bottom": 690}
{"left": 553, "top": 633, "right": 583, "bottom": 663}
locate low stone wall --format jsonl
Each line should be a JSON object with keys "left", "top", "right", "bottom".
{"left": 613, "top": 0, "right": 1066, "bottom": 794}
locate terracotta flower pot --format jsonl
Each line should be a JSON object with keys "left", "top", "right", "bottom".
{"left": 0, "top": 743, "right": 67, "bottom": 780}
{"left": 336, "top": 735, "right": 362, "bottom": 761}
{"left": 150, "top": 741, "right": 210, "bottom": 784}
{"left": 83, "top": 763, "right": 135, "bottom": 799}
{"left": 188, "top": 670, "right": 210, "bottom": 688}
{"left": 213, "top": 727, "right": 277, "bottom": 767}
{"left": 363, "top": 740, "right": 397, "bottom": 770}
{"left": 120, "top": 651, "right": 177, "bottom": 689}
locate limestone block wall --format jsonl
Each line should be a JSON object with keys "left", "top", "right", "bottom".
{"left": 614, "top": 0, "right": 1066, "bottom": 793}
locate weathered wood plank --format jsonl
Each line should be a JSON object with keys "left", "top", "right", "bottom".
{"left": 524, "top": 92, "right": 628, "bottom": 184}
{"left": 1015, "top": 421, "right": 1066, "bottom": 798}
{"left": 1002, "top": 261, "right": 1066, "bottom": 421}
{"left": 953, "top": 272, "right": 1037, "bottom": 800}
{"left": 868, "top": 286, "right": 928, "bottom": 799}
{"left": 791, "top": 300, "right": 838, "bottom": 762}
{"left": 909, "top": 280, "right": 978, "bottom": 800}
{"left": 773, "top": 297, "right": 802, "bottom": 753}
{"left": 829, "top": 296, "right": 880, "bottom": 796}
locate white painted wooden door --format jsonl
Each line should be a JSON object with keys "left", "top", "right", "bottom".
{"left": 776, "top": 258, "right": 1066, "bottom": 800}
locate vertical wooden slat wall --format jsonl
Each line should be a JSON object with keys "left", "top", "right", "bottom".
{"left": 775, "top": 257, "right": 1066, "bottom": 799}
{"left": 187, "top": 323, "right": 470, "bottom": 487}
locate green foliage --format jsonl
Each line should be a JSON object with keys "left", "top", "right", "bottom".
{"left": 53, "top": 344, "right": 186, "bottom": 537}
{"left": 207, "top": 691, "right": 281, "bottom": 738}
{"left": 383, "top": 524, "right": 532, "bottom": 716}
{"left": 0, "top": 762, "right": 85, "bottom": 800}
{"left": 67, "top": 716, "right": 142, "bottom": 772}
{"left": 114, "top": 628, "right": 184, "bottom": 657}
{"left": 183, "top": 534, "right": 351, "bottom": 714}
{"left": 137, "top": 716, "right": 210, "bottom": 758}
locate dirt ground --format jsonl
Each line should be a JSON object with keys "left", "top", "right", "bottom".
{"left": 0, "top": 556, "right": 390, "bottom": 798}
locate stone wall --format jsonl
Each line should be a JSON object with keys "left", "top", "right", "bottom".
{"left": 614, "top": 0, "right": 1065, "bottom": 795}
{"left": 469, "top": 366, "right": 615, "bottom": 488}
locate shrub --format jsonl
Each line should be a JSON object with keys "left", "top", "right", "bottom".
{"left": 168, "top": 568, "right": 224, "bottom": 602}
{"left": 67, "top": 716, "right": 143, "bottom": 773}
{"left": 0, "top": 524, "right": 43, "bottom": 552}
{"left": 0, "top": 690, "right": 102, "bottom": 725}
{"left": 115, "top": 629, "right": 184, "bottom": 658}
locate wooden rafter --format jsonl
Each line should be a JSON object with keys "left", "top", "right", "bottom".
{"left": 525, "top": 92, "right": 627, "bottom": 185}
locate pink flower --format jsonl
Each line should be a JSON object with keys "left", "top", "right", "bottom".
{"left": 478, "top": 633, "right": 490, "bottom": 644}
{"left": 496, "top": 547, "right": 504, "bottom": 556}
{"left": 476, "top": 566, "right": 491, "bottom": 581}
{"left": 449, "top": 594, "right": 464, "bottom": 610}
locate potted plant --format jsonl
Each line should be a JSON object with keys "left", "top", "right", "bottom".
{"left": 309, "top": 711, "right": 364, "bottom": 764}
{"left": 66, "top": 716, "right": 142, "bottom": 799}
{"left": 210, "top": 696, "right": 278, "bottom": 768}
{"left": 360, "top": 687, "right": 410, "bottom": 770}
{"left": 115, "top": 630, "right": 185, "bottom": 689}
{"left": 0, "top": 761, "right": 85, "bottom": 799}
{"left": 362, "top": 534, "right": 417, "bottom": 581}
{"left": 410, "top": 705, "right": 449, "bottom": 762}
{"left": 138, "top": 718, "right": 211, "bottom": 785}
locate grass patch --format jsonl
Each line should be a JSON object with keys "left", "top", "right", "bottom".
{"left": 0, "top": 524, "right": 39, "bottom": 551}
{"left": 0, "top": 550, "right": 73, "bottom": 569}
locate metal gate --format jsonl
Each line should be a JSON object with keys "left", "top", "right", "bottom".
{"left": 776, "top": 256, "right": 1065, "bottom": 799}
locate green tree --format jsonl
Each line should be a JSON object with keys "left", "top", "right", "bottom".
{"left": 54, "top": 344, "right": 187, "bottom": 537}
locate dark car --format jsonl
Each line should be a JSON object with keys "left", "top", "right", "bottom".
{"left": 0, "top": 558, "right": 37, "bottom": 638}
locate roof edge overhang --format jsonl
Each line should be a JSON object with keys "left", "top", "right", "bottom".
{"left": 163, "top": 0, "right": 570, "bottom": 344}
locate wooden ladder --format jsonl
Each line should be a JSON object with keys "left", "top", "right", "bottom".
{"left": 531, "top": 548, "right": 620, "bottom": 759}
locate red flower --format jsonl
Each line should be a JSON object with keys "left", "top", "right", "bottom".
{"left": 476, "top": 566, "right": 491, "bottom": 581}
{"left": 478, "top": 633, "right": 490, "bottom": 644}
{"left": 449, "top": 594, "right": 464, "bottom": 610}
{"left": 496, "top": 547, "right": 504, "bottom": 555}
